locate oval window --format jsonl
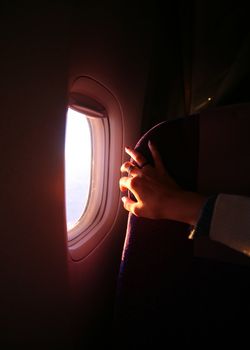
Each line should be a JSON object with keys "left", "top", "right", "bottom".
{"left": 66, "top": 76, "right": 123, "bottom": 260}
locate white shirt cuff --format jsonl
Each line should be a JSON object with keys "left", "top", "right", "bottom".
{"left": 210, "top": 194, "right": 250, "bottom": 256}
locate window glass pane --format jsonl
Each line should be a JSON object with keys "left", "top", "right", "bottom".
{"left": 65, "top": 108, "right": 92, "bottom": 230}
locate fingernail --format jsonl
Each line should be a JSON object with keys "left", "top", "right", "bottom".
{"left": 125, "top": 146, "right": 130, "bottom": 150}
{"left": 121, "top": 196, "right": 126, "bottom": 203}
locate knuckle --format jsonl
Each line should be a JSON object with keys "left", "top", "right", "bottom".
{"left": 119, "top": 177, "right": 126, "bottom": 189}
{"left": 120, "top": 164, "right": 125, "bottom": 172}
{"left": 120, "top": 161, "right": 129, "bottom": 172}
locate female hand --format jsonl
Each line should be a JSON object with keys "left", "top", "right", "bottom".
{"left": 119, "top": 141, "right": 206, "bottom": 225}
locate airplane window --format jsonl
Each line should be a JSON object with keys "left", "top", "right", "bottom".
{"left": 66, "top": 76, "right": 123, "bottom": 259}
{"left": 65, "top": 108, "right": 92, "bottom": 231}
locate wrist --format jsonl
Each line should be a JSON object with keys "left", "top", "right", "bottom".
{"left": 165, "top": 191, "right": 207, "bottom": 225}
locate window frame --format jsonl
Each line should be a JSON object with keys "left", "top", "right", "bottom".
{"left": 66, "top": 76, "right": 123, "bottom": 260}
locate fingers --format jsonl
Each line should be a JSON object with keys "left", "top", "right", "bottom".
{"left": 125, "top": 146, "right": 147, "bottom": 168}
{"left": 121, "top": 196, "right": 135, "bottom": 213}
{"left": 120, "top": 161, "right": 142, "bottom": 176}
{"left": 119, "top": 176, "right": 129, "bottom": 192}
{"left": 119, "top": 176, "right": 140, "bottom": 202}
{"left": 125, "top": 143, "right": 165, "bottom": 174}
{"left": 121, "top": 196, "right": 140, "bottom": 216}
{"left": 148, "top": 140, "right": 165, "bottom": 173}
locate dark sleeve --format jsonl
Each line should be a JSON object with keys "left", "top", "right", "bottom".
{"left": 194, "top": 195, "right": 218, "bottom": 237}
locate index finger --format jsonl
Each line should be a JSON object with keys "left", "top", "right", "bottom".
{"left": 125, "top": 146, "right": 147, "bottom": 168}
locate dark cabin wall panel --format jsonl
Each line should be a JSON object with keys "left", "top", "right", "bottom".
{"left": 0, "top": 3, "right": 71, "bottom": 345}
{"left": 141, "top": 1, "right": 188, "bottom": 133}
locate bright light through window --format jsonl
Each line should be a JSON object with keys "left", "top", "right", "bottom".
{"left": 65, "top": 108, "right": 92, "bottom": 230}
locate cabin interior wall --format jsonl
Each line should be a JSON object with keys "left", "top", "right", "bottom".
{"left": 0, "top": 1, "right": 155, "bottom": 346}
{"left": 0, "top": 2, "right": 72, "bottom": 346}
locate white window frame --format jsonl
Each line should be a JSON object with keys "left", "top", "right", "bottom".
{"left": 67, "top": 76, "right": 123, "bottom": 260}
